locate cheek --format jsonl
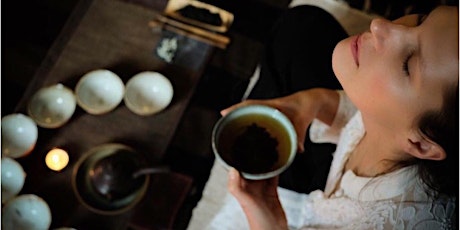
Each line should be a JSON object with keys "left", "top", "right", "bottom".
{"left": 344, "top": 72, "right": 392, "bottom": 113}
{"left": 332, "top": 38, "right": 404, "bottom": 113}
{"left": 361, "top": 73, "right": 393, "bottom": 99}
{"left": 354, "top": 76, "right": 408, "bottom": 123}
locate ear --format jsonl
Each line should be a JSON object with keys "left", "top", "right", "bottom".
{"left": 406, "top": 132, "right": 446, "bottom": 161}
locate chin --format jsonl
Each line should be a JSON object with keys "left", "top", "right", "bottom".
{"left": 332, "top": 38, "right": 355, "bottom": 87}
{"left": 332, "top": 40, "right": 347, "bottom": 85}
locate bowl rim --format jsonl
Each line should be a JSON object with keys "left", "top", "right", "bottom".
{"left": 27, "top": 84, "right": 77, "bottom": 129}
{"left": 75, "top": 69, "right": 125, "bottom": 115}
{"left": 71, "top": 143, "right": 150, "bottom": 215}
{"left": 123, "top": 71, "right": 174, "bottom": 116}
{"left": 211, "top": 104, "right": 297, "bottom": 180}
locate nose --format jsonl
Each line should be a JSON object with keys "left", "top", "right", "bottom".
{"left": 370, "top": 18, "right": 393, "bottom": 51}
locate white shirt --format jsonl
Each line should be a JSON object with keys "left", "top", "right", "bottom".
{"left": 187, "top": 91, "right": 456, "bottom": 230}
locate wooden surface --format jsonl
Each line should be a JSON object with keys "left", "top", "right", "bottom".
{"left": 13, "top": 0, "right": 214, "bottom": 228}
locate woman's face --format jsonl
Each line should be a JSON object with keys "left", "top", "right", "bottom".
{"left": 332, "top": 6, "right": 458, "bottom": 134}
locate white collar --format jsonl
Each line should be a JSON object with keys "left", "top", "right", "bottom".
{"left": 339, "top": 166, "right": 418, "bottom": 201}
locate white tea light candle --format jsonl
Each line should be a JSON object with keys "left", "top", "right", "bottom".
{"left": 45, "top": 148, "right": 69, "bottom": 171}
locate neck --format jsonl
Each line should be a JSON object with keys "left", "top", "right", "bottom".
{"left": 346, "top": 124, "right": 413, "bottom": 177}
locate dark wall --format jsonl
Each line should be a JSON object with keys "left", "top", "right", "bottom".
{"left": 345, "top": 0, "right": 458, "bottom": 20}
{"left": 1, "top": 0, "right": 456, "bottom": 116}
{"left": 2, "top": 0, "right": 79, "bottom": 116}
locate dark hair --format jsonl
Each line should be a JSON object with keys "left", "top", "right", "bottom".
{"left": 417, "top": 84, "right": 458, "bottom": 198}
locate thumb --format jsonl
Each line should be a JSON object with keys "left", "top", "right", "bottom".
{"left": 221, "top": 103, "right": 246, "bottom": 116}
{"left": 227, "top": 168, "right": 243, "bottom": 196}
{"left": 220, "top": 100, "right": 260, "bottom": 116}
{"left": 295, "top": 124, "right": 307, "bottom": 153}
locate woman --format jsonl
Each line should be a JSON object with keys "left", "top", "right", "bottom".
{"left": 222, "top": 4, "right": 458, "bottom": 230}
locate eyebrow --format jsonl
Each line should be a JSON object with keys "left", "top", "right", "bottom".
{"left": 417, "top": 14, "right": 428, "bottom": 26}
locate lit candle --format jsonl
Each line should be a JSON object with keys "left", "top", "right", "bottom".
{"left": 45, "top": 148, "right": 69, "bottom": 171}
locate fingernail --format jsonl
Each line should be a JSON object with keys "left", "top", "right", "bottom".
{"left": 229, "top": 168, "right": 238, "bottom": 180}
{"left": 298, "top": 143, "right": 304, "bottom": 153}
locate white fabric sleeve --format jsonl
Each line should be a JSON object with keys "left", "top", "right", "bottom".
{"left": 187, "top": 161, "right": 249, "bottom": 230}
{"left": 309, "top": 90, "right": 357, "bottom": 144}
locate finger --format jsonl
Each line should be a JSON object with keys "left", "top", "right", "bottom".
{"left": 228, "top": 168, "right": 256, "bottom": 204}
{"left": 267, "top": 175, "right": 279, "bottom": 189}
{"left": 297, "top": 142, "right": 305, "bottom": 153}
{"left": 220, "top": 102, "right": 249, "bottom": 116}
{"left": 227, "top": 167, "right": 243, "bottom": 196}
{"left": 220, "top": 104, "right": 241, "bottom": 116}
{"left": 294, "top": 124, "right": 307, "bottom": 153}
{"left": 262, "top": 176, "right": 280, "bottom": 197}
{"left": 220, "top": 99, "right": 263, "bottom": 116}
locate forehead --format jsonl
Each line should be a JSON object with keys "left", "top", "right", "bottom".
{"left": 425, "top": 6, "right": 458, "bottom": 38}
{"left": 421, "top": 6, "right": 458, "bottom": 88}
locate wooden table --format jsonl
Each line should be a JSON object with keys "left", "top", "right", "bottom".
{"left": 12, "top": 0, "right": 215, "bottom": 228}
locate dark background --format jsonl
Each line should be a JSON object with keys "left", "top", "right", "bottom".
{"left": 1, "top": 0, "right": 452, "bottom": 116}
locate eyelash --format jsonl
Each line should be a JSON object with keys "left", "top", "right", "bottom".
{"left": 402, "top": 14, "right": 426, "bottom": 76}
{"left": 403, "top": 55, "right": 411, "bottom": 76}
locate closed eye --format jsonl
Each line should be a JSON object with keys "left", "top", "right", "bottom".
{"left": 403, "top": 51, "right": 414, "bottom": 76}
{"left": 402, "top": 14, "right": 426, "bottom": 76}
{"left": 403, "top": 53, "right": 412, "bottom": 76}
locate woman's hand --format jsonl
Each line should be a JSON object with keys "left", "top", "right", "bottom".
{"left": 227, "top": 168, "right": 288, "bottom": 230}
{"left": 221, "top": 88, "right": 339, "bottom": 153}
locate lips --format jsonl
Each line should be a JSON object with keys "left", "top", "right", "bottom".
{"left": 351, "top": 34, "right": 360, "bottom": 67}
